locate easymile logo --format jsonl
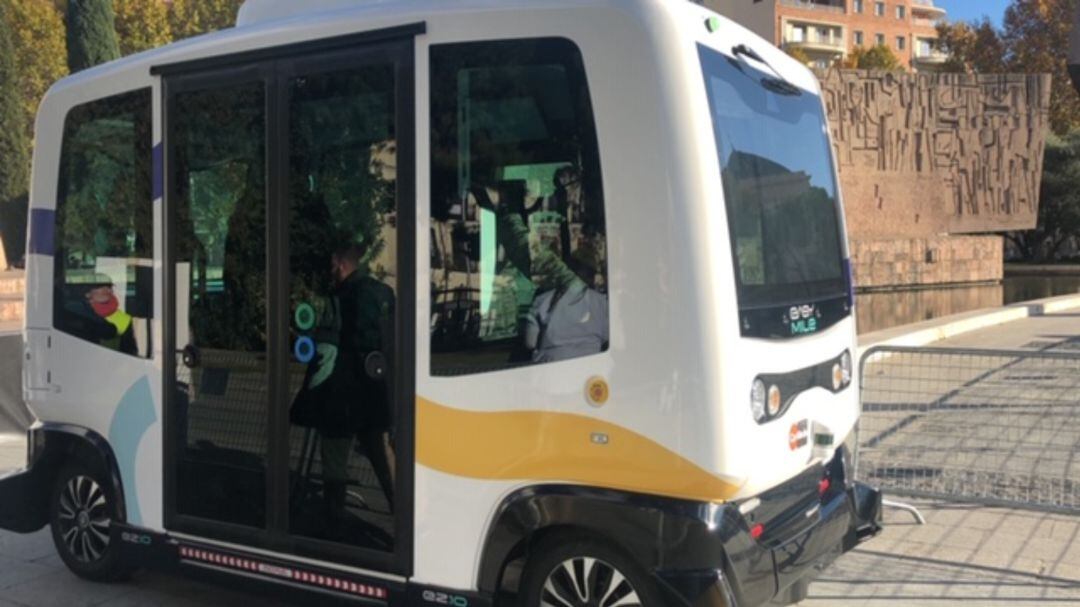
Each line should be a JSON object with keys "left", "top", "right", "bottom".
{"left": 422, "top": 590, "right": 469, "bottom": 606}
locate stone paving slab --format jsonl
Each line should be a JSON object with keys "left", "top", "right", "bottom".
{"left": 802, "top": 499, "right": 1080, "bottom": 606}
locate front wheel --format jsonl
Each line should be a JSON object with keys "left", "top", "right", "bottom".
{"left": 519, "top": 536, "right": 662, "bottom": 607}
{"left": 49, "top": 463, "right": 131, "bottom": 582}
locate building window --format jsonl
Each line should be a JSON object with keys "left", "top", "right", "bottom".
{"left": 875, "top": 1, "right": 885, "bottom": 16}
{"left": 789, "top": 25, "right": 806, "bottom": 43}
{"left": 53, "top": 89, "right": 153, "bottom": 358}
{"left": 876, "top": 33, "right": 886, "bottom": 46}
{"left": 854, "top": 30, "right": 864, "bottom": 46}
{"left": 430, "top": 39, "right": 609, "bottom": 376}
{"left": 853, "top": 0, "right": 864, "bottom": 13}
{"left": 896, "top": 5, "right": 906, "bottom": 19}
{"left": 897, "top": 36, "right": 906, "bottom": 50}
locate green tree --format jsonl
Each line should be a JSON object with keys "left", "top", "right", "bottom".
{"left": 114, "top": 0, "right": 171, "bottom": 56}
{"left": 66, "top": 0, "right": 120, "bottom": 72}
{"left": 7, "top": 0, "right": 68, "bottom": 135}
{"left": 168, "top": 0, "right": 242, "bottom": 41}
{"left": 843, "top": 44, "right": 903, "bottom": 70}
{"left": 1007, "top": 131, "right": 1080, "bottom": 261}
{"left": 935, "top": 18, "right": 1007, "bottom": 73}
{"left": 1002, "top": 0, "right": 1080, "bottom": 135}
{"left": 0, "top": 0, "right": 31, "bottom": 267}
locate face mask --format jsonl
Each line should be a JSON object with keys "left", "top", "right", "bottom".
{"left": 91, "top": 294, "right": 119, "bottom": 318}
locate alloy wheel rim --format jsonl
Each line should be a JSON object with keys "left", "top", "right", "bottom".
{"left": 540, "top": 556, "right": 642, "bottom": 607}
{"left": 57, "top": 475, "right": 111, "bottom": 563}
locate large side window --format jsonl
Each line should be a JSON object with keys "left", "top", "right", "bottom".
{"left": 430, "top": 38, "right": 608, "bottom": 376}
{"left": 53, "top": 89, "right": 153, "bottom": 358}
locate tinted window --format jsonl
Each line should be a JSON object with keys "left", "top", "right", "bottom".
{"left": 700, "top": 46, "right": 849, "bottom": 337}
{"left": 430, "top": 39, "right": 608, "bottom": 376}
{"left": 53, "top": 89, "right": 153, "bottom": 358}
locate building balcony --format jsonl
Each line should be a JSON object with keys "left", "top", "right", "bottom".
{"left": 786, "top": 37, "right": 846, "bottom": 54}
{"left": 778, "top": 0, "right": 846, "bottom": 14}
{"left": 913, "top": 49, "right": 949, "bottom": 65}
{"left": 911, "top": 0, "right": 947, "bottom": 17}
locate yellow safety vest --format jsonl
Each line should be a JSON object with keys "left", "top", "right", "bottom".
{"left": 102, "top": 310, "right": 133, "bottom": 351}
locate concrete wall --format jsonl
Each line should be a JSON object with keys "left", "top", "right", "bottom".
{"left": 822, "top": 70, "right": 1051, "bottom": 237}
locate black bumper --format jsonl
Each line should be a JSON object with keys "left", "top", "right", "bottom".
{"left": 655, "top": 449, "right": 883, "bottom": 607}
{"left": 0, "top": 434, "right": 48, "bottom": 533}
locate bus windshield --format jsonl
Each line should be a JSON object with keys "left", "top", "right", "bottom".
{"left": 700, "top": 45, "right": 849, "bottom": 337}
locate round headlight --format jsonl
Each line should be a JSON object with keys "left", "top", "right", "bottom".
{"left": 751, "top": 379, "right": 767, "bottom": 422}
{"left": 767, "top": 385, "right": 782, "bottom": 417}
{"left": 840, "top": 350, "right": 853, "bottom": 385}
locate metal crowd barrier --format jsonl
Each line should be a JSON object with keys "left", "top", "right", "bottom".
{"left": 857, "top": 345, "right": 1080, "bottom": 514}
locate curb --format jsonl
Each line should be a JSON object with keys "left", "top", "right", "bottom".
{"left": 857, "top": 292, "right": 1080, "bottom": 358}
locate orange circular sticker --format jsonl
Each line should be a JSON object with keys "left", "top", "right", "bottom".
{"left": 586, "top": 377, "right": 610, "bottom": 407}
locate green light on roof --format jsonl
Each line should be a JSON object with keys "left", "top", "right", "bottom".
{"left": 706, "top": 16, "right": 721, "bottom": 33}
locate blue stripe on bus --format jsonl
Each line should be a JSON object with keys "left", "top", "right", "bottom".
{"left": 28, "top": 209, "right": 55, "bottom": 256}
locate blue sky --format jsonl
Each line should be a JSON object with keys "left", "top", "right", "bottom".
{"left": 935, "top": 0, "right": 1010, "bottom": 27}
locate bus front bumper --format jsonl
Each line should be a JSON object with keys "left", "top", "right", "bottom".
{"left": 655, "top": 452, "right": 882, "bottom": 607}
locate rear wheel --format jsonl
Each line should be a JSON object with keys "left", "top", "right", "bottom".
{"left": 49, "top": 463, "right": 131, "bottom": 582}
{"left": 520, "top": 536, "right": 662, "bottom": 607}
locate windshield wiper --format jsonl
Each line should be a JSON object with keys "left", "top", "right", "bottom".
{"left": 731, "top": 44, "right": 803, "bottom": 97}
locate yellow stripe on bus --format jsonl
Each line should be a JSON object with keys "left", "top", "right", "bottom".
{"left": 416, "top": 397, "right": 742, "bottom": 503}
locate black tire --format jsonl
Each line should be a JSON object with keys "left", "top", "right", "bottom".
{"left": 519, "top": 535, "right": 664, "bottom": 607}
{"left": 49, "top": 462, "right": 132, "bottom": 582}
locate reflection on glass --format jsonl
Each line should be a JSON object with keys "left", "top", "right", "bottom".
{"left": 286, "top": 65, "right": 398, "bottom": 551}
{"left": 700, "top": 45, "right": 846, "bottom": 309}
{"left": 53, "top": 90, "right": 154, "bottom": 358}
{"left": 173, "top": 82, "right": 268, "bottom": 528}
{"left": 429, "top": 39, "right": 609, "bottom": 377}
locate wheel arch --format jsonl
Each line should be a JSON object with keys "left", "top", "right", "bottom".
{"left": 476, "top": 485, "right": 668, "bottom": 597}
{"left": 26, "top": 423, "right": 127, "bottom": 529}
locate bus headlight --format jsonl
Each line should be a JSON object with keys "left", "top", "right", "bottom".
{"left": 751, "top": 379, "right": 767, "bottom": 422}
{"left": 840, "top": 350, "right": 852, "bottom": 386}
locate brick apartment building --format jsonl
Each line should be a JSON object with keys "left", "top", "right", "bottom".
{"left": 704, "top": 0, "right": 949, "bottom": 71}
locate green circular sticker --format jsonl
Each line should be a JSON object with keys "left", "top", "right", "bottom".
{"left": 294, "top": 303, "right": 316, "bottom": 330}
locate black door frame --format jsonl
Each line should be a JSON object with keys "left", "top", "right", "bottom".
{"left": 160, "top": 24, "right": 421, "bottom": 577}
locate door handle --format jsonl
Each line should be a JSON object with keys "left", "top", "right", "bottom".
{"left": 181, "top": 344, "right": 200, "bottom": 369}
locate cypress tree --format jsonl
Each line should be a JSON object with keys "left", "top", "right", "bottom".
{"left": 66, "top": 0, "right": 121, "bottom": 73}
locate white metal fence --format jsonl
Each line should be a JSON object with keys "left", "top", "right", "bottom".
{"left": 857, "top": 345, "right": 1080, "bottom": 513}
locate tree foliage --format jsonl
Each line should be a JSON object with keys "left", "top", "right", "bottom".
{"left": 784, "top": 46, "right": 812, "bottom": 66}
{"left": 936, "top": 0, "right": 1080, "bottom": 135}
{"left": 935, "top": 18, "right": 1007, "bottom": 73}
{"left": 1007, "top": 132, "right": 1080, "bottom": 261}
{"left": 842, "top": 45, "right": 903, "bottom": 71}
{"left": 66, "top": 0, "right": 120, "bottom": 72}
{"left": 113, "top": 0, "right": 171, "bottom": 56}
{"left": 7, "top": 0, "right": 68, "bottom": 135}
{"left": 0, "top": 1, "right": 29, "bottom": 206}
{"left": 168, "top": 0, "right": 242, "bottom": 41}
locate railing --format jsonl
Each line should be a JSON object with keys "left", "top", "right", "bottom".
{"left": 778, "top": 0, "right": 846, "bottom": 14}
{"left": 856, "top": 345, "right": 1080, "bottom": 514}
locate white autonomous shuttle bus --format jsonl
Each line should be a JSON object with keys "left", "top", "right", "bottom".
{"left": 0, "top": 1, "right": 881, "bottom": 605}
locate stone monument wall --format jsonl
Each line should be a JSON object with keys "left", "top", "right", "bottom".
{"left": 819, "top": 70, "right": 1050, "bottom": 288}
{"left": 821, "top": 70, "right": 1050, "bottom": 236}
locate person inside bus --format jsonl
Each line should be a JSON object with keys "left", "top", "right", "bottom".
{"left": 56, "top": 280, "right": 137, "bottom": 355}
{"left": 318, "top": 242, "right": 397, "bottom": 528}
{"left": 474, "top": 177, "right": 608, "bottom": 364}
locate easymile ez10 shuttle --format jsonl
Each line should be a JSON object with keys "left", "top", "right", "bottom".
{"left": 0, "top": 1, "right": 881, "bottom": 605}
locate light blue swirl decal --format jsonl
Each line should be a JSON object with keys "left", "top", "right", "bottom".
{"left": 108, "top": 376, "right": 156, "bottom": 526}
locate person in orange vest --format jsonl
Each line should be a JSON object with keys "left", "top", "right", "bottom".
{"left": 85, "top": 284, "right": 136, "bottom": 355}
